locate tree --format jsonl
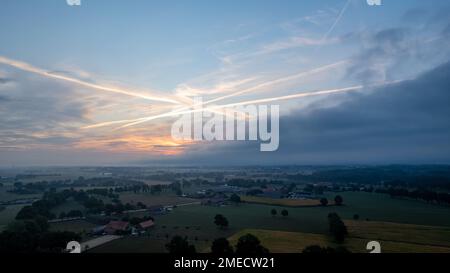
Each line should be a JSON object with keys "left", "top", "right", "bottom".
{"left": 235, "top": 234, "right": 269, "bottom": 254}
{"left": 211, "top": 238, "right": 234, "bottom": 254}
{"left": 165, "top": 236, "right": 196, "bottom": 254}
{"left": 38, "top": 232, "right": 81, "bottom": 252}
{"left": 328, "top": 213, "right": 348, "bottom": 243}
{"left": 271, "top": 209, "right": 277, "bottom": 217}
{"left": 34, "top": 215, "right": 49, "bottom": 233}
{"left": 353, "top": 214, "right": 360, "bottom": 220}
{"left": 214, "top": 214, "right": 229, "bottom": 229}
{"left": 66, "top": 210, "right": 83, "bottom": 218}
{"left": 15, "top": 206, "right": 37, "bottom": 220}
{"left": 334, "top": 195, "right": 344, "bottom": 206}
{"left": 150, "top": 185, "right": 162, "bottom": 195}
{"left": 229, "top": 194, "right": 241, "bottom": 203}
{"left": 281, "top": 209, "right": 289, "bottom": 217}
{"left": 320, "top": 198, "right": 329, "bottom": 206}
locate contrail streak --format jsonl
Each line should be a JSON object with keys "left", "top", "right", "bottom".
{"left": 313, "top": 0, "right": 352, "bottom": 55}
{"left": 128, "top": 60, "right": 349, "bottom": 123}
{"left": 93, "top": 80, "right": 402, "bottom": 130}
{"left": 319, "top": 0, "right": 352, "bottom": 46}
{"left": 203, "top": 60, "right": 349, "bottom": 105}
{"left": 82, "top": 60, "right": 349, "bottom": 130}
{"left": 0, "top": 56, "right": 180, "bottom": 104}
{"left": 117, "top": 79, "right": 404, "bottom": 128}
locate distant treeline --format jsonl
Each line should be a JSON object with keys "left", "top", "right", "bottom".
{"left": 286, "top": 166, "right": 450, "bottom": 190}
{"left": 227, "top": 178, "right": 285, "bottom": 188}
{"left": 376, "top": 187, "right": 450, "bottom": 205}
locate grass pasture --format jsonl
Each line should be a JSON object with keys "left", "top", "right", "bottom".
{"left": 61, "top": 191, "right": 450, "bottom": 253}
{"left": 120, "top": 193, "right": 198, "bottom": 207}
{"left": 89, "top": 237, "right": 171, "bottom": 253}
{"left": 50, "top": 220, "right": 97, "bottom": 234}
{"left": 0, "top": 205, "right": 26, "bottom": 231}
{"left": 241, "top": 195, "right": 321, "bottom": 207}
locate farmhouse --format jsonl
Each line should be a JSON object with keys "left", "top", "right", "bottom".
{"left": 138, "top": 219, "right": 155, "bottom": 231}
{"left": 104, "top": 221, "right": 130, "bottom": 235}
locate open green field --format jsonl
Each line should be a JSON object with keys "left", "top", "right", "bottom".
{"left": 0, "top": 205, "right": 27, "bottom": 231}
{"left": 50, "top": 220, "right": 97, "bottom": 234}
{"left": 119, "top": 192, "right": 198, "bottom": 207}
{"left": 89, "top": 236, "right": 210, "bottom": 253}
{"left": 241, "top": 195, "right": 321, "bottom": 207}
{"left": 51, "top": 199, "right": 86, "bottom": 216}
{"left": 323, "top": 192, "right": 450, "bottom": 227}
{"left": 228, "top": 228, "right": 450, "bottom": 253}
{"left": 92, "top": 191, "right": 450, "bottom": 253}
{"left": 0, "top": 186, "right": 42, "bottom": 202}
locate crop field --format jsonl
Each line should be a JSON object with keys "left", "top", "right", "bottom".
{"left": 344, "top": 220, "right": 450, "bottom": 248}
{"left": 228, "top": 228, "right": 450, "bottom": 253}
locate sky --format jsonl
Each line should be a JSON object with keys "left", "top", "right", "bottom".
{"left": 0, "top": 0, "right": 449, "bottom": 166}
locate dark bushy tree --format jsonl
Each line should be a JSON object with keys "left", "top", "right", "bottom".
{"left": 235, "top": 234, "right": 269, "bottom": 254}
{"left": 328, "top": 213, "right": 348, "bottom": 243}
{"left": 166, "top": 236, "right": 196, "bottom": 254}
{"left": 334, "top": 195, "right": 344, "bottom": 206}
{"left": 320, "top": 198, "right": 329, "bottom": 206}
{"left": 214, "top": 214, "right": 229, "bottom": 229}
{"left": 229, "top": 194, "right": 241, "bottom": 203}
{"left": 211, "top": 238, "right": 234, "bottom": 254}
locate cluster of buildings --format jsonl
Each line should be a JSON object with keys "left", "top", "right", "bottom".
{"left": 92, "top": 219, "right": 155, "bottom": 236}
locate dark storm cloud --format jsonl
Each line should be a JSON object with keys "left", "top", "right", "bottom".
{"left": 150, "top": 60, "right": 450, "bottom": 165}
{"left": 345, "top": 27, "right": 413, "bottom": 84}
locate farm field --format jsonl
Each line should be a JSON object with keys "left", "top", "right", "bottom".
{"left": 0, "top": 186, "right": 42, "bottom": 202}
{"left": 50, "top": 220, "right": 97, "bottom": 234}
{"left": 92, "top": 191, "right": 450, "bottom": 253}
{"left": 51, "top": 199, "right": 86, "bottom": 216}
{"left": 119, "top": 192, "right": 198, "bottom": 207}
{"left": 344, "top": 220, "right": 450, "bottom": 247}
{"left": 241, "top": 195, "right": 321, "bottom": 207}
{"left": 89, "top": 236, "right": 210, "bottom": 253}
{"left": 228, "top": 228, "right": 450, "bottom": 253}
{"left": 0, "top": 205, "right": 26, "bottom": 231}
{"left": 155, "top": 192, "right": 450, "bottom": 237}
